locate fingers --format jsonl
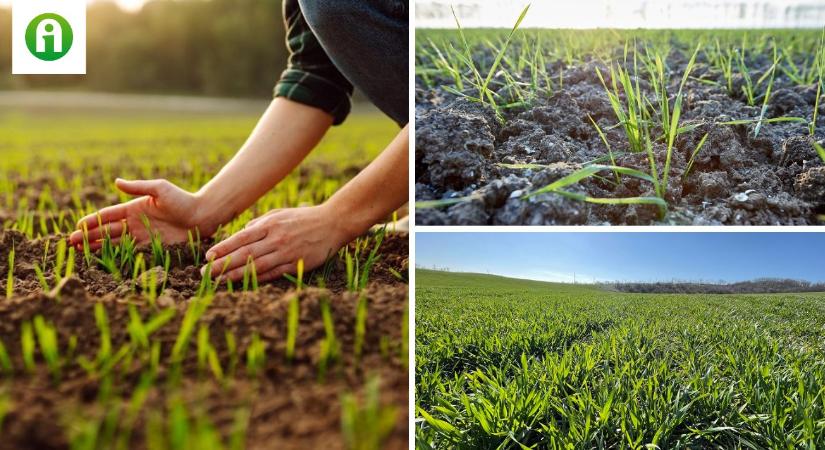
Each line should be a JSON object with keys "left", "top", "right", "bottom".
{"left": 116, "top": 178, "right": 170, "bottom": 197}
{"left": 70, "top": 221, "right": 126, "bottom": 250}
{"left": 217, "top": 252, "right": 288, "bottom": 282}
{"left": 257, "top": 264, "right": 296, "bottom": 283}
{"left": 205, "top": 227, "right": 268, "bottom": 262}
{"left": 70, "top": 204, "right": 130, "bottom": 245}
{"left": 207, "top": 239, "right": 276, "bottom": 277}
{"left": 85, "top": 235, "right": 122, "bottom": 251}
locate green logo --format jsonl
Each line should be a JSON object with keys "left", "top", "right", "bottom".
{"left": 25, "top": 13, "right": 73, "bottom": 61}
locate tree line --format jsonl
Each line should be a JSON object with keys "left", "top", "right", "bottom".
{"left": 607, "top": 278, "right": 825, "bottom": 294}
{"left": 0, "top": 0, "right": 288, "bottom": 98}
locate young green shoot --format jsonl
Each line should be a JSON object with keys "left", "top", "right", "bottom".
{"left": 33, "top": 315, "right": 61, "bottom": 382}
{"left": 684, "top": 133, "right": 711, "bottom": 180}
{"left": 171, "top": 297, "right": 212, "bottom": 363}
{"left": 246, "top": 332, "right": 266, "bottom": 377}
{"left": 814, "top": 141, "right": 825, "bottom": 164}
{"left": 285, "top": 294, "right": 299, "bottom": 363}
{"left": 188, "top": 228, "right": 202, "bottom": 267}
{"left": 340, "top": 377, "right": 398, "bottom": 450}
{"left": 318, "top": 295, "right": 339, "bottom": 380}
{"left": 5, "top": 246, "right": 14, "bottom": 299}
{"left": 95, "top": 303, "right": 112, "bottom": 366}
{"left": 0, "top": 339, "right": 13, "bottom": 375}
{"left": 354, "top": 294, "right": 368, "bottom": 361}
{"left": 21, "top": 321, "right": 35, "bottom": 373}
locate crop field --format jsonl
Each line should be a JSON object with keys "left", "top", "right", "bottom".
{"left": 415, "top": 20, "right": 825, "bottom": 225}
{"left": 415, "top": 270, "right": 825, "bottom": 448}
{"left": 0, "top": 106, "right": 409, "bottom": 449}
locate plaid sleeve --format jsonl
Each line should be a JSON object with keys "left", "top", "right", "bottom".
{"left": 274, "top": 0, "right": 354, "bottom": 125}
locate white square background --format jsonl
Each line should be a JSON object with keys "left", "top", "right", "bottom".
{"left": 12, "top": 0, "right": 86, "bottom": 74}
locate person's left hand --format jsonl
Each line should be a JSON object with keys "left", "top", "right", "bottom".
{"left": 203, "top": 204, "right": 350, "bottom": 283}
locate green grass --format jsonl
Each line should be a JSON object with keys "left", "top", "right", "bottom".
{"left": 0, "top": 105, "right": 400, "bottom": 447}
{"left": 417, "top": 28, "right": 825, "bottom": 218}
{"left": 416, "top": 270, "right": 825, "bottom": 449}
{"left": 0, "top": 108, "right": 396, "bottom": 240}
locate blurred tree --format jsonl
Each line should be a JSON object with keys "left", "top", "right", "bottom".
{"left": 1, "top": 0, "right": 288, "bottom": 98}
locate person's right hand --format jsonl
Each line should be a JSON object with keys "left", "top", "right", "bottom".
{"left": 68, "top": 178, "right": 217, "bottom": 251}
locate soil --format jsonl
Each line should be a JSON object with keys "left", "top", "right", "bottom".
{"left": 415, "top": 51, "right": 825, "bottom": 225}
{"left": 0, "top": 229, "right": 409, "bottom": 450}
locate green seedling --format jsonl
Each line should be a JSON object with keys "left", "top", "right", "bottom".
{"left": 188, "top": 228, "right": 202, "bottom": 267}
{"left": 0, "top": 339, "right": 12, "bottom": 374}
{"left": 225, "top": 331, "right": 238, "bottom": 377}
{"left": 197, "top": 324, "right": 210, "bottom": 372}
{"left": 5, "top": 246, "right": 14, "bottom": 299}
{"left": 33, "top": 315, "right": 61, "bottom": 382}
{"left": 246, "top": 332, "right": 266, "bottom": 377}
{"left": 141, "top": 215, "right": 165, "bottom": 267}
{"left": 171, "top": 297, "right": 212, "bottom": 363}
{"left": 127, "top": 304, "right": 149, "bottom": 349}
{"left": 41, "top": 239, "right": 50, "bottom": 269}
{"left": 242, "top": 256, "right": 258, "bottom": 292}
{"left": 132, "top": 253, "right": 146, "bottom": 293}
{"left": 525, "top": 164, "right": 666, "bottom": 206}
{"left": 114, "top": 372, "right": 154, "bottom": 450}
{"left": 354, "top": 294, "right": 368, "bottom": 361}
{"left": 388, "top": 267, "right": 407, "bottom": 283}
{"left": 811, "top": 33, "right": 824, "bottom": 137}
{"left": 208, "top": 346, "right": 224, "bottom": 384}
{"left": 81, "top": 222, "right": 93, "bottom": 267}
{"left": 345, "top": 248, "right": 355, "bottom": 292}
{"left": 588, "top": 115, "right": 620, "bottom": 183}
{"left": 684, "top": 133, "right": 710, "bottom": 180}
{"left": 596, "top": 49, "right": 645, "bottom": 154}
{"left": 229, "top": 408, "right": 251, "bottom": 450}
{"left": 341, "top": 377, "right": 398, "bottom": 450}
{"left": 754, "top": 43, "right": 781, "bottom": 137}
{"left": 33, "top": 262, "right": 49, "bottom": 291}
{"left": 0, "top": 391, "right": 8, "bottom": 431}
{"left": 285, "top": 295, "right": 299, "bottom": 363}
{"left": 358, "top": 230, "right": 385, "bottom": 291}
{"left": 814, "top": 142, "right": 825, "bottom": 163}
{"left": 297, "top": 258, "right": 304, "bottom": 292}
{"left": 447, "top": 4, "right": 531, "bottom": 120}
{"left": 21, "top": 321, "right": 35, "bottom": 373}
{"left": 94, "top": 303, "right": 112, "bottom": 366}
{"left": 318, "top": 296, "right": 339, "bottom": 380}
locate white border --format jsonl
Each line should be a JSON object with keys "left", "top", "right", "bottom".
{"left": 407, "top": 4, "right": 825, "bottom": 449}
{"left": 407, "top": 1, "right": 416, "bottom": 448}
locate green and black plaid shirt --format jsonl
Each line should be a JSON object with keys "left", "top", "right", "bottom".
{"left": 274, "top": 0, "right": 354, "bottom": 125}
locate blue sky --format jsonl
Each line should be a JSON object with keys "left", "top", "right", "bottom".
{"left": 416, "top": 233, "right": 825, "bottom": 283}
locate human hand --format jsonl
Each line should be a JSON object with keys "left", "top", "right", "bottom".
{"left": 202, "top": 204, "right": 349, "bottom": 283}
{"left": 68, "top": 178, "right": 218, "bottom": 250}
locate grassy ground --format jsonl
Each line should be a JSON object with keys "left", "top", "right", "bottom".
{"left": 415, "top": 27, "right": 825, "bottom": 225}
{"left": 0, "top": 106, "right": 397, "bottom": 239}
{"left": 416, "top": 269, "right": 825, "bottom": 449}
{"left": 0, "top": 103, "right": 408, "bottom": 449}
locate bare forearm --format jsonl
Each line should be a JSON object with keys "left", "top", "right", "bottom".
{"left": 195, "top": 98, "right": 333, "bottom": 226}
{"left": 326, "top": 125, "right": 409, "bottom": 242}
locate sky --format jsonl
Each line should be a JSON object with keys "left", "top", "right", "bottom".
{"left": 416, "top": 0, "right": 825, "bottom": 29}
{"left": 416, "top": 233, "right": 825, "bottom": 284}
{"left": 0, "top": 0, "right": 147, "bottom": 12}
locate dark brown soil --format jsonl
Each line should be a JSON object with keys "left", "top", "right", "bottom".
{"left": 415, "top": 52, "right": 825, "bottom": 225}
{"left": 0, "top": 229, "right": 409, "bottom": 450}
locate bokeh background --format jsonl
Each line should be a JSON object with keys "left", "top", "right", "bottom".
{"left": 0, "top": 0, "right": 285, "bottom": 96}
{"left": 0, "top": 0, "right": 398, "bottom": 240}
{"left": 417, "top": 0, "right": 825, "bottom": 28}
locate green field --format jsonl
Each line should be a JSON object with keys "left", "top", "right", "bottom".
{"left": 0, "top": 103, "right": 408, "bottom": 448}
{"left": 416, "top": 269, "right": 825, "bottom": 449}
{"left": 0, "top": 106, "right": 396, "bottom": 238}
